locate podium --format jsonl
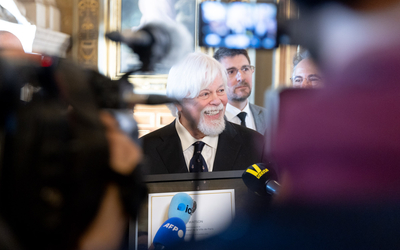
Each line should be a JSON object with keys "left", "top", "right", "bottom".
{"left": 130, "top": 170, "right": 248, "bottom": 249}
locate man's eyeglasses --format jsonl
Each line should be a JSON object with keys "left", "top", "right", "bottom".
{"left": 291, "top": 75, "right": 323, "bottom": 87}
{"left": 196, "top": 88, "right": 226, "bottom": 100}
{"left": 226, "top": 65, "right": 255, "bottom": 78}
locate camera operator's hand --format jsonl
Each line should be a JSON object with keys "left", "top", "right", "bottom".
{"left": 79, "top": 183, "right": 127, "bottom": 250}
{"left": 99, "top": 111, "right": 143, "bottom": 175}
{"left": 78, "top": 112, "right": 143, "bottom": 250}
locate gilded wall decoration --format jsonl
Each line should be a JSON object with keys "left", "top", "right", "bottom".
{"left": 77, "top": 0, "right": 99, "bottom": 68}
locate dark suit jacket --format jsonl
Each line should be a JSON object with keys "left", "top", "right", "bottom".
{"left": 140, "top": 120, "right": 265, "bottom": 175}
{"left": 249, "top": 103, "right": 268, "bottom": 135}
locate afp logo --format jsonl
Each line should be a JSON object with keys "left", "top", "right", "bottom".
{"left": 177, "top": 203, "right": 193, "bottom": 215}
{"left": 162, "top": 223, "right": 185, "bottom": 238}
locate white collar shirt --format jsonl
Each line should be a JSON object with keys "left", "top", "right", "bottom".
{"left": 175, "top": 117, "right": 219, "bottom": 172}
{"left": 225, "top": 101, "right": 256, "bottom": 131}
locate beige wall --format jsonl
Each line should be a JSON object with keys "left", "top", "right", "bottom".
{"left": 254, "top": 50, "right": 274, "bottom": 107}
{"left": 55, "top": 0, "right": 73, "bottom": 36}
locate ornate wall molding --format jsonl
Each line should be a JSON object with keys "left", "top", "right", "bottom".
{"left": 76, "top": 0, "right": 99, "bottom": 68}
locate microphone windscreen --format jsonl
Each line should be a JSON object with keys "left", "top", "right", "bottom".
{"left": 153, "top": 217, "right": 186, "bottom": 248}
{"left": 156, "top": 21, "right": 193, "bottom": 68}
{"left": 106, "top": 21, "right": 192, "bottom": 72}
{"left": 105, "top": 31, "right": 123, "bottom": 42}
{"left": 242, "top": 163, "right": 275, "bottom": 196}
{"left": 168, "top": 193, "right": 195, "bottom": 224}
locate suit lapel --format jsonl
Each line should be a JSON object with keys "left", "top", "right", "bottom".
{"left": 250, "top": 104, "right": 262, "bottom": 131}
{"left": 156, "top": 121, "right": 188, "bottom": 173}
{"left": 213, "top": 122, "right": 242, "bottom": 171}
{"left": 250, "top": 104, "right": 267, "bottom": 135}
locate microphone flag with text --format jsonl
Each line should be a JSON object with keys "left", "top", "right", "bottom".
{"left": 168, "top": 193, "right": 196, "bottom": 224}
{"left": 242, "top": 163, "right": 280, "bottom": 196}
{"left": 153, "top": 217, "right": 186, "bottom": 250}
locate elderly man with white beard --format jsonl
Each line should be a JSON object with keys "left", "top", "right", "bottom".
{"left": 140, "top": 52, "right": 265, "bottom": 174}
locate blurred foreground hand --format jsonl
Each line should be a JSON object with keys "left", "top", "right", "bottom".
{"left": 79, "top": 112, "right": 143, "bottom": 250}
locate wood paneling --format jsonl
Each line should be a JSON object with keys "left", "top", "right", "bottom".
{"left": 133, "top": 104, "right": 175, "bottom": 138}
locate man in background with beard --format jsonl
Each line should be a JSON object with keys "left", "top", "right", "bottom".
{"left": 214, "top": 48, "right": 267, "bottom": 135}
{"left": 140, "top": 52, "right": 265, "bottom": 174}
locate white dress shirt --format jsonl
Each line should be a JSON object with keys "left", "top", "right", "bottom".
{"left": 225, "top": 101, "right": 256, "bottom": 131}
{"left": 175, "top": 117, "right": 219, "bottom": 172}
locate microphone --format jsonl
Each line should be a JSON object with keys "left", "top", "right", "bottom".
{"left": 106, "top": 29, "right": 152, "bottom": 47}
{"left": 242, "top": 163, "right": 280, "bottom": 196}
{"left": 106, "top": 21, "right": 193, "bottom": 72}
{"left": 168, "top": 193, "right": 196, "bottom": 224}
{"left": 153, "top": 217, "right": 186, "bottom": 250}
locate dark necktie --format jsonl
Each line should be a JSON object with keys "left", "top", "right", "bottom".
{"left": 237, "top": 112, "right": 247, "bottom": 127}
{"left": 189, "top": 141, "right": 208, "bottom": 172}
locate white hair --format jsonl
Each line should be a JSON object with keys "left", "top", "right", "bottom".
{"left": 166, "top": 52, "right": 228, "bottom": 116}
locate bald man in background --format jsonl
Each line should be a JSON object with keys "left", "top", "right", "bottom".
{"left": 291, "top": 51, "right": 323, "bottom": 88}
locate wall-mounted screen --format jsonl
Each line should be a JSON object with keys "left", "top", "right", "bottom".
{"left": 199, "top": 1, "right": 278, "bottom": 49}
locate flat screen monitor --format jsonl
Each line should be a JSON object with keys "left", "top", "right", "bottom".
{"left": 199, "top": 1, "right": 278, "bottom": 49}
